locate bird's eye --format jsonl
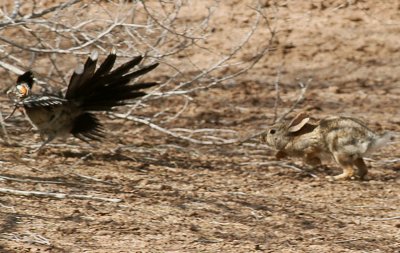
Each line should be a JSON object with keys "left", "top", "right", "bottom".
{"left": 269, "top": 129, "right": 276, "bottom": 135}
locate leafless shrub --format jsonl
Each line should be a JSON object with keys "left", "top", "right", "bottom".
{"left": 0, "top": 0, "right": 275, "bottom": 147}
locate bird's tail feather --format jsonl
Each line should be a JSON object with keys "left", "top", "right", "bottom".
{"left": 71, "top": 113, "right": 104, "bottom": 142}
{"left": 65, "top": 51, "right": 159, "bottom": 112}
{"left": 66, "top": 51, "right": 159, "bottom": 141}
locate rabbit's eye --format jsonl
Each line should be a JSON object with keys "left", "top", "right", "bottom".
{"left": 269, "top": 129, "right": 276, "bottom": 135}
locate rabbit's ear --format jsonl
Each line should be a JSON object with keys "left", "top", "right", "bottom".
{"left": 288, "top": 112, "right": 310, "bottom": 133}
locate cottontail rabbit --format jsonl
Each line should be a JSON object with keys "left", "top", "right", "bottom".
{"left": 261, "top": 112, "right": 392, "bottom": 180}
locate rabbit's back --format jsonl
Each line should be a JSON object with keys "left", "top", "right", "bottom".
{"left": 319, "top": 116, "right": 381, "bottom": 156}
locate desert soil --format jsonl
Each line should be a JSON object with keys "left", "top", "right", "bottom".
{"left": 0, "top": 1, "right": 399, "bottom": 252}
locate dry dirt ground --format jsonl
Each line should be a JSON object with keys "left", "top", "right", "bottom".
{"left": 0, "top": 1, "right": 400, "bottom": 252}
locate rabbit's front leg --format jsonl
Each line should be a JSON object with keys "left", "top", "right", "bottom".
{"left": 304, "top": 153, "right": 321, "bottom": 166}
{"left": 275, "top": 150, "right": 287, "bottom": 160}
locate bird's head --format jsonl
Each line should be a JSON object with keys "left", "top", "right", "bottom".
{"left": 14, "top": 71, "right": 34, "bottom": 98}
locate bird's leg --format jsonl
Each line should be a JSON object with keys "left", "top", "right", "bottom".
{"left": 31, "top": 135, "right": 54, "bottom": 154}
{"left": 3, "top": 106, "right": 18, "bottom": 121}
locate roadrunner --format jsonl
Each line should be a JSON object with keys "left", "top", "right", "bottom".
{"left": 9, "top": 51, "right": 159, "bottom": 151}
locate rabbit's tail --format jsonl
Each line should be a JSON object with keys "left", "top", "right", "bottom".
{"left": 369, "top": 132, "right": 394, "bottom": 152}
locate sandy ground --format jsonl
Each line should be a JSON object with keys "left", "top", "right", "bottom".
{"left": 0, "top": 1, "right": 399, "bottom": 252}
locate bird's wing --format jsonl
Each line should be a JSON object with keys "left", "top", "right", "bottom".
{"left": 19, "top": 95, "right": 70, "bottom": 108}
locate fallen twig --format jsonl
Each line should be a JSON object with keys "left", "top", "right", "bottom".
{"left": 240, "top": 161, "right": 318, "bottom": 178}
{"left": 0, "top": 187, "right": 122, "bottom": 203}
{"left": 0, "top": 175, "right": 63, "bottom": 185}
{"left": 371, "top": 216, "right": 400, "bottom": 221}
{"left": 2, "top": 231, "right": 51, "bottom": 246}
{"left": 334, "top": 238, "right": 364, "bottom": 243}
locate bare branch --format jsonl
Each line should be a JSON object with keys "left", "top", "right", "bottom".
{"left": 277, "top": 79, "right": 312, "bottom": 122}
{"left": 112, "top": 113, "right": 239, "bottom": 145}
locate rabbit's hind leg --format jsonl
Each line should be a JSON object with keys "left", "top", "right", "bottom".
{"left": 326, "top": 165, "right": 355, "bottom": 180}
{"left": 327, "top": 153, "right": 356, "bottom": 180}
{"left": 354, "top": 157, "right": 368, "bottom": 180}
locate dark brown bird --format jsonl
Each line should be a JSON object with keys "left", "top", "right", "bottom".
{"left": 10, "top": 51, "right": 159, "bottom": 151}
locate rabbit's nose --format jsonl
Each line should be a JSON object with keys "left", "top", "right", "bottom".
{"left": 260, "top": 133, "right": 266, "bottom": 143}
